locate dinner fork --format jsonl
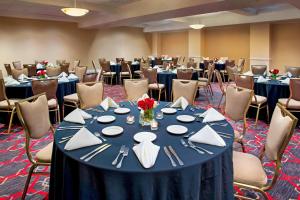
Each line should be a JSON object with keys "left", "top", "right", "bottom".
{"left": 183, "top": 131, "right": 195, "bottom": 138}
{"left": 90, "top": 116, "right": 97, "bottom": 124}
{"left": 180, "top": 139, "right": 204, "bottom": 154}
{"left": 112, "top": 145, "right": 125, "bottom": 165}
{"left": 208, "top": 122, "right": 228, "bottom": 127}
{"left": 188, "top": 141, "right": 214, "bottom": 155}
{"left": 116, "top": 147, "right": 129, "bottom": 168}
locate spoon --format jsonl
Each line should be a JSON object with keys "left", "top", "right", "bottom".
{"left": 94, "top": 132, "right": 107, "bottom": 141}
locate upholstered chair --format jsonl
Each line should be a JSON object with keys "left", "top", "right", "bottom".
{"left": 56, "top": 59, "right": 66, "bottom": 66}
{"left": 177, "top": 69, "right": 193, "bottom": 80}
{"left": 12, "top": 61, "right": 23, "bottom": 70}
{"left": 0, "top": 76, "right": 19, "bottom": 133}
{"left": 233, "top": 104, "right": 297, "bottom": 199}
{"left": 31, "top": 79, "right": 60, "bottom": 123}
{"left": 226, "top": 65, "right": 238, "bottom": 82}
{"left": 46, "top": 66, "right": 62, "bottom": 77}
{"left": 198, "top": 63, "right": 214, "bottom": 97}
{"left": 172, "top": 79, "right": 198, "bottom": 105}
{"left": 69, "top": 60, "right": 80, "bottom": 73}
{"left": 60, "top": 63, "right": 70, "bottom": 75}
{"left": 142, "top": 68, "right": 166, "bottom": 101}
{"left": 225, "top": 86, "right": 253, "bottom": 152}
{"left": 278, "top": 78, "right": 300, "bottom": 112}
{"left": 15, "top": 94, "right": 54, "bottom": 200}
{"left": 286, "top": 66, "right": 300, "bottom": 77}
{"left": 134, "top": 61, "right": 149, "bottom": 77}
{"left": 116, "top": 58, "right": 124, "bottom": 63}
{"left": 120, "top": 61, "right": 132, "bottom": 84}
{"left": 155, "top": 57, "right": 163, "bottom": 65}
{"left": 124, "top": 79, "right": 149, "bottom": 101}
{"left": 11, "top": 68, "right": 28, "bottom": 80}
{"left": 235, "top": 74, "right": 269, "bottom": 126}
{"left": 23, "top": 64, "right": 37, "bottom": 77}
{"left": 251, "top": 65, "right": 267, "bottom": 76}
{"left": 215, "top": 70, "right": 226, "bottom": 108}
{"left": 100, "top": 60, "right": 116, "bottom": 85}
{"left": 4, "top": 64, "right": 12, "bottom": 76}
{"left": 74, "top": 66, "right": 87, "bottom": 82}
{"left": 77, "top": 82, "right": 104, "bottom": 109}
{"left": 237, "top": 58, "right": 245, "bottom": 73}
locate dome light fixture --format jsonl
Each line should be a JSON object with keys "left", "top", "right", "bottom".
{"left": 189, "top": 24, "right": 205, "bottom": 29}
{"left": 61, "top": 0, "right": 89, "bottom": 17}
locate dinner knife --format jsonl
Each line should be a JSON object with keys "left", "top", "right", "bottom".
{"left": 80, "top": 144, "right": 109, "bottom": 160}
{"left": 163, "top": 146, "right": 177, "bottom": 167}
{"left": 84, "top": 144, "right": 111, "bottom": 162}
{"left": 168, "top": 146, "right": 184, "bottom": 166}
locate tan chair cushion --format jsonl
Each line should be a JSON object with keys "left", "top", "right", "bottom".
{"left": 233, "top": 151, "right": 268, "bottom": 187}
{"left": 0, "top": 99, "right": 18, "bottom": 109}
{"left": 77, "top": 82, "right": 104, "bottom": 109}
{"left": 120, "top": 72, "right": 130, "bottom": 75}
{"left": 64, "top": 93, "right": 79, "bottom": 102}
{"left": 278, "top": 98, "right": 300, "bottom": 109}
{"left": 134, "top": 70, "right": 142, "bottom": 74}
{"left": 198, "top": 77, "right": 208, "bottom": 82}
{"left": 48, "top": 99, "right": 58, "bottom": 109}
{"left": 103, "top": 72, "right": 116, "bottom": 75}
{"left": 265, "top": 106, "right": 294, "bottom": 160}
{"left": 149, "top": 83, "right": 165, "bottom": 89}
{"left": 36, "top": 142, "right": 53, "bottom": 163}
{"left": 252, "top": 95, "right": 267, "bottom": 104}
{"left": 198, "top": 81, "right": 208, "bottom": 87}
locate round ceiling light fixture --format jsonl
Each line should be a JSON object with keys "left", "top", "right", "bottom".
{"left": 189, "top": 24, "right": 205, "bottom": 29}
{"left": 61, "top": 0, "right": 89, "bottom": 17}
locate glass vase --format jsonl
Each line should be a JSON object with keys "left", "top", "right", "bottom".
{"left": 139, "top": 109, "right": 154, "bottom": 126}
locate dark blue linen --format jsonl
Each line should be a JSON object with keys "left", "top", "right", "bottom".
{"left": 49, "top": 102, "right": 234, "bottom": 200}
{"left": 110, "top": 64, "right": 140, "bottom": 84}
{"left": 199, "top": 63, "right": 225, "bottom": 71}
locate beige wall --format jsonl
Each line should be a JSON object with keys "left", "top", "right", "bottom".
{"left": 203, "top": 24, "right": 250, "bottom": 70}
{"left": 271, "top": 23, "right": 300, "bottom": 71}
{"left": 160, "top": 31, "right": 188, "bottom": 58}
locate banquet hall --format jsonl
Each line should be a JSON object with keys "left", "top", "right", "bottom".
{"left": 0, "top": 0, "right": 300, "bottom": 199}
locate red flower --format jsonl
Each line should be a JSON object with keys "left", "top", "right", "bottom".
{"left": 138, "top": 98, "right": 155, "bottom": 110}
{"left": 269, "top": 69, "right": 279, "bottom": 75}
{"left": 37, "top": 71, "right": 41, "bottom": 76}
{"left": 42, "top": 60, "right": 48, "bottom": 65}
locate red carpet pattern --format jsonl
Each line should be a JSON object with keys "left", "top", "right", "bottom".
{"left": 0, "top": 83, "right": 299, "bottom": 199}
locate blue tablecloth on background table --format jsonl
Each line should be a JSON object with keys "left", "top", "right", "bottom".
{"left": 199, "top": 63, "right": 226, "bottom": 71}
{"left": 110, "top": 64, "right": 140, "bottom": 84}
{"left": 157, "top": 72, "right": 199, "bottom": 101}
{"left": 49, "top": 102, "right": 234, "bottom": 200}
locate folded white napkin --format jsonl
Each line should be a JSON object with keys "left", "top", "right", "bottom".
{"left": 171, "top": 96, "right": 189, "bottom": 110}
{"left": 153, "top": 65, "right": 160, "bottom": 69}
{"left": 256, "top": 76, "right": 268, "bottom": 83}
{"left": 132, "top": 61, "right": 139, "bottom": 65}
{"left": 58, "top": 72, "right": 68, "bottom": 78}
{"left": 133, "top": 141, "right": 160, "bottom": 168}
{"left": 18, "top": 74, "right": 29, "bottom": 81}
{"left": 4, "top": 76, "right": 20, "bottom": 86}
{"left": 58, "top": 76, "right": 69, "bottom": 83}
{"left": 36, "top": 63, "right": 44, "bottom": 69}
{"left": 287, "top": 72, "right": 292, "bottom": 78}
{"left": 188, "top": 125, "right": 226, "bottom": 147}
{"left": 280, "top": 78, "right": 290, "bottom": 85}
{"left": 172, "top": 69, "right": 177, "bottom": 74}
{"left": 243, "top": 71, "right": 253, "bottom": 76}
{"left": 137, "top": 93, "right": 150, "bottom": 102}
{"left": 200, "top": 107, "right": 225, "bottom": 123}
{"left": 110, "top": 61, "right": 116, "bottom": 65}
{"left": 64, "top": 127, "right": 102, "bottom": 150}
{"left": 217, "top": 60, "right": 225, "bottom": 64}
{"left": 68, "top": 73, "right": 78, "bottom": 80}
{"left": 100, "top": 97, "right": 119, "bottom": 111}
{"left": 64, "top": 108, "right": 92, "bottom": 124}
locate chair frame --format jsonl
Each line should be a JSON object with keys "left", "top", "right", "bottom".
{"left": 234, "top": 103, "right": 298, "bottom": 200}
{"left": 120, "top": 61, "right": 132, "bottom": 84}
{"left": 15, "top": 93, "right": 55, "bottom": 200}
{"left": 279, "top": 78, "right": 300, "bottom": 113}
{"left": 100, "top": 60, "right": 116, "bottom": 85}
{"left": 142, "top": 68, "right": 167, "bottom": 101}
{"left": 215, "top": 70, "right": 226, "bottom": 108}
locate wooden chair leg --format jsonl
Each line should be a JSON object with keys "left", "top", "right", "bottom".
{"left": 240, "top": 140, "right": 245, "bottom": 152}
{"left": 158, "top": 89, "right": 161, "bottom": 102}
{"left": 7, "top": 108, "right": 16, "bottom": 133}
{"left": 266, "top": 105, "right": 270, "bottom": 124}
{"left": 217, "top": 94, "right": 224, "bottom": 109}
{"left": 255, "top": 105, "right": 261, "bottom": 126}
{"left": 22, "top": 165, "right": 36, "bottom": 200}
{"left": 57, "top": 107, "right": 61, "bottom": 123}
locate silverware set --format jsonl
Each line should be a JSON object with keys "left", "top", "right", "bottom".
{"left": 183, "top": 131, "right": 195, "bottom": 138}
{"left": 180, "top": 139, "right": 204, "bottom": 154}
{"left": 86, "top": 108, "right": 104, "bottom": 113}
{"left": 188, "top": 141, "right": 214, "bottom": 154}
{"left": 56, "top": 125, "right": 84, "bottom": 131}
{"left": 80, "top": 143, "right": 111, "bottom": 162}
{"left": 90, "top": 116, "right": 98, "bottom": 124}
{"left": 58, "top": 135, "right": 73, "bottom": 143}
{"left": 163, "top": 102, "right": 172, "bottom": 108}
{"left": 216, "top": 131, "right": 231, "bottom": 138}
{"left": 163, "top": 146, "right": 184, "bottom": 167}
{"left": 208, "top": 122, "right": 228, "bottom": 127}
{"left": 112, "top": 145, "right": 129, "bottom": 168}
{"left": 94, "top": 132, "right": 107, "bottom": 141}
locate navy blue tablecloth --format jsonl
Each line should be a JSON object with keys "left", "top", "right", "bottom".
{"left": 200, "top": 63, "right": 225, "bottom": 71}
{"left": 110, "top": 64, "right": 140, "bottom": 84}
{"left": 157, "top": 72, "right": 199, "bottom": 101}
{"left": 49, "top": 102, "right": 234, "bottom": 200}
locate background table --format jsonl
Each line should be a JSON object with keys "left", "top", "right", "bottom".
{"left": 49, "top": 102, "right": 234, "bottom": 200}
{"left": 110, "top": 64, "right": 140, "bottom": 84}
{"left": 199, "top": 63, "right": 225, "bottom": 71}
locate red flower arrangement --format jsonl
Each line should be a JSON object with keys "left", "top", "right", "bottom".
{"left": 138, "top": 98, "right": 156, "bottom": 125}
{"left": 37, "top": 70, "right": 46, "bottom": 79}
{"left": 269, "top": 68, "right": 279, "bottom": 79}
{"left": 42, "top": 60, "right": 48, "bottom": 66}
{"left": 138, "top": 98, "right": 155, "bottom": 111}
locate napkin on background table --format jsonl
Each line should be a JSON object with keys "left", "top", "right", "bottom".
{"left": 133, "top": 141, "right": 160, "bottom": 168}
{"left": 64, "top": 127, "right": 102, "bottom": 150}
{"left": 200, "top": 107, "right": 225, "bottom": 123}
{"left": 280, "top": 78, "right": 290, "bottom": 85}
{"left": 110, "top": 61, "right": 116, "bottom": 65}
{"left": 100, "top": 97, "right": 119, "bottom": 111}
{"left": 188, "top": 125, "right": 226, "bottom": 147}
{"left": 4, "top": 76, "right": 20, "bottom": 86}
{"left": 171, "top": 96, "right": 189, "bottom": 110}
{"left": 64, "top": 108, "right": 92, "bottom": 124}
{"left": 68, "top": 73, "right": 78, "bottom": 80}
{"left": 18, "top": 74, "right": 29, "bottom": 82}
{"left": 58, "top": 72, "right": 68, "bottom": 78}
{"left": 243, "top": 71, "right": 253, "bottom": 76}
{"left": 256, "top": 76, "right": 268, "bottom": 83}
{"left": 287, "top": 72, "right": 292, "bottom": 78}
{"left": 58, "top": 76, "right": 70, "bottom": 83}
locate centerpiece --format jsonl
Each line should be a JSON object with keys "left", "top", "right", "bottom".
{"left": 37, "top": 69, "right": 46, "bottom": 79}
{"left": 138, "top": 97, "right": 156, "bottom": 126}
{"left": 269, "top": 68, "right": 279, "bottom": 80}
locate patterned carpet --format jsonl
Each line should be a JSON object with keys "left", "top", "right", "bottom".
{"left": 0, "top": 83, "right": 299, "bottom": 200}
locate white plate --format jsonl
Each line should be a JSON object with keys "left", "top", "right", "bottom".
{"left": 176, "top": 115, "right": 195, "bottom": 123}
{"left": 102, "top": 126, "right": 123, "bottom": 136}
{"left": 134, "top": 132, "right": 157, "bottom": 143}
{"left": 114, "top": 108, "right": 130, "bottom": 114}
{"left": 166, "top": 125, "right": 188, "bottom": 135}
{"left": 97, "top": 115, "right": 116, "bottom": 123}
{"left": 161, "top": 108, "right": 177, "bottom": 114}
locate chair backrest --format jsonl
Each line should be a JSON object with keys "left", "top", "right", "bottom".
{"left": 134, "top": 58, "right": 141, "bottom": 62}
{"left": 23, "top": 64, "right": 37, "bottom": 77}
{"left": 235, "top": 74, "right": 254, "bottom": 90}
{"left": 215, "top": 70, "right": 225, "bottom": 94}
{"left": 172, "top": 79, "right": 198, "bottom": 104}
{"left": 289, "top": 78, "right": 300, "bottom": 101}
{"left": 116, "top": 58, "right": 124, "bottom": 63}
{"left": 121, "top": 61, "right": 132, "bottom": 73}
{"left": 225, "top": 86, "right": 253, "bottom": 121}
{"left": 172, "top": 57, "right": 179, "bottom": 65}
{"left": 46, "top": 66, "right": 62, "bottom": 77}
{"left": 56, "top": 59, "right": 66, "bottom": 66}
{"left": 187, "top": 61, "right": 196, "bottom": 69}
{"left": 225, "top": 60, "right": 235, "bottom": 67}
{"left": 60, "top": 63, "right": 70, "bottom": 74}
{"left": 31, "top": 79, "right": 58, "bottom": 100}
{"left": 207, "top": 63, "right": 215, "bottom": 84}
{"left": 177, "top": 69, "right": 193, "bottom": 80}
{"left": 15, "top": 94, "right": 51, "bottom": 140}
{"left": 11, "top": 68, "right": 28, "bottom": 80}
{"left": 203, "top": 60, "right": 210, "bottom": 70}
{"left": 251, "top": 65, "right": 267, "bottom": 75}
{"left": 75, "top": 66, "right": 87, "bottom": 82}
{"left": 12, "top": 61, "right": 23, "bottom": 70}
{"left": 226, "top": 66, "right": 238, "bottom": 82}
{"left": 286, "top": 66, "right": 300, "bottom": 77}
{"left": 0, "top": 70, "right": 3, "bottom": 79}
{"left": 77, "top": 82, "right": 104, "bottom": 109}
{"left": 124, "top": 79, "right": 149, "bottom": 101}
{"left": 155, "top": 57, "right": 163, "bottom": 65}
{"left": 142, "top": 68, "right": 158, "bottom": 84}
{"left": 237, "top": 58, "right": 245, "bottom": 68}
{"left": 0, "top": 78, "right": 7, "bottom": 102}
{"left": 264, "top": 104, "right": 297, "bottom": 161}
{"left": 74, "top": 60, "right": 80, "bottom": 68}
{"left": 4, "top": 64, "right": 12, "bottom": 76}
{"left": 83, "top": 73, "right": 98, "bottom": 82}
{"left": 100, "top": 60, "right": 111, "bottom": 72}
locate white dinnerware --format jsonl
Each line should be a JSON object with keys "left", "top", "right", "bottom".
{"left": 176, "top": 115, "right": 195, "bottom": 123}
{"left": 114, "top": 108, "right": 130, "bottom": 114}
{"left": 102, "top": 126, "right": 124, "bottom": 136}
{"left": 97, "top": 115, "right": 116, "bottom": 123}
{"left": 161, "top": 108, "right": 177, "bottom": 114}
{"left": 134, "top": 132, "right": 157, "bottom": 143}
{"left": 166, "top": 125, "right": 188, "bottom": 135}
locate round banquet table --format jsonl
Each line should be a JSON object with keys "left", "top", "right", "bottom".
{"left": 157, "top": 71, "right": 199, "bottom": 101}
{"left": 110, "top": 64, "right": 140, "bottom": 84}
{"left": 49, "top": 102, "right": 234, "bottom": 200}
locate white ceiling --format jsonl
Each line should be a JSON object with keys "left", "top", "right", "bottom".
{"left": 0, "top": 0, "right": 299, "bottom": 31}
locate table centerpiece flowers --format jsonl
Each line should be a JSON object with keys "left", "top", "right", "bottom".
{"left": 269, "top": 68, "right": 279, "bottom": 80}
{"left": 138, "top": 97, "right": 156, "bottom": 126}
{"left": 37, "top": 69, "right": 46, "bottom": 79}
